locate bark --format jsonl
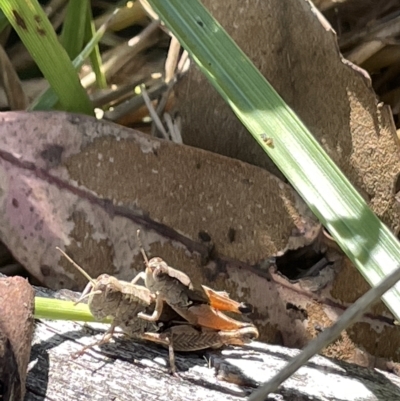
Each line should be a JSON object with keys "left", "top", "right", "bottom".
{"left": 0, "top": 276, "right": 34, "bottom": 401}
{"left": 26, "top": 318, "right": 400, "bottom": 401}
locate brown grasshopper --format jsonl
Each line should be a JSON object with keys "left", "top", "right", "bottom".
{"left": 132, "top": 231, "right": 258, "bottom": 334}
{"left": 56, "top": 247, "right": 159, "bottom": 356}
{"left": 56, "top": 247, "right": 258, "bottom": 373}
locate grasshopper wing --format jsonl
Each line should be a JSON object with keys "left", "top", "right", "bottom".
{"left": 173, "top": 303, "right": 256, "bottom": 331}
{"left": 202, "top": 285, "right": 253, "bottom": 314}
{"left": 141, "top": 325, "right": 225, "bottom": 351}
{"left": 119, "top": 280, "right": 155, "bottom": 306}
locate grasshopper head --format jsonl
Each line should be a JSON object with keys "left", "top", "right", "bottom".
{"left": 147, "top": 257, "right": 161, "bottom": 272}
{"left": 147, "top": 257, "right": 171, "bottom": 282}
{"left": 144, "top": 257, "right": 166, "bottom": 291}
{"left": 93, "top": 274, "right": 122, "bottom": 295}
{"left": 89, "top": 274, "right": 123, "bottom": 320}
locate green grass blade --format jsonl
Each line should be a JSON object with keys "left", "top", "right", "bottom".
{"left": 146, "top": 0, "right": 400, "bottom": 319}
{"left": 0, "top": 10, "right": 9, "bottom": 34}
{"left": 34, "top": 297, "right": 111, "bottom": 323}
{"left": 29, "top": 8, "right": 119, "bottom": 110}
{"left": 84, "top": 1, "right": 107, "bottom": 89}
{"left": 0, "top": 0, "right": 93, "bottom": 114}
{"left": 60, "top": 0, "right": 88, "bottom": 59}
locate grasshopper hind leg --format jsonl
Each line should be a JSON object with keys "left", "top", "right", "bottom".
{"left": 71, "top": 322, "right": 117, "bottom": 358}
{"left": 138, "top": 331, "right": 179, "bottom": 376}
{"left": 167, "top": 336, "right": 179, "bottom": 377}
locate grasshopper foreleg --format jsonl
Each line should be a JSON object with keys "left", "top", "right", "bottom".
{"left": 137, "top": 293, "right": 164, "bottom": 321}
{"left": 131, "top": 271, "right": 146, "bottom": 285}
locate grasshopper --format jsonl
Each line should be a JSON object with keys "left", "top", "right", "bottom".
{"left": 56, "top": 247, "right": 258, "bottom": 373}
{"left": 132, "top": 231, "right": 259, "bottom": 334}
{"left": 56, "top": 247, "right": 159, "bottom": 356}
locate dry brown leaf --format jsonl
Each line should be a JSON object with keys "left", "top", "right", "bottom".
{"left": 0, "top": 45, "right": 27, "bottom": 110}
{"left": 174, "top": 0, "right": 400, "bottom": 233}
{"left": 171, "top": 0, "right": 400, "bottom": 365}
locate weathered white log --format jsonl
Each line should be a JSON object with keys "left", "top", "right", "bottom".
{"left": 27, "top": 288, "right": 400, "bottom": 401}
{"left": 0, "top": 270, "right": 392, "bottom": 401}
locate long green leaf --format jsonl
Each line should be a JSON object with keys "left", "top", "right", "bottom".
{"left": 0, "top": 9, "right": 9, "bottom": 34}
{"left": 60, "top": 0, "right": 88, "bottom": 59}
{"left": 35, "top": 297, "right": 111, "bottom": 323}
{"left": 30, "top": 8, "right": 119, "bottom": 110}
{"left": 84, "top": 1, "right": 107, "bottom": 89}
{"left": 146, "top": 0, "right": 400, "bottom": 319}
{"left": 0, "top": 0, "right": 93, "bottom": 114}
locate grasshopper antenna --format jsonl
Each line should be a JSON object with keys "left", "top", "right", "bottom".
{"left": 136, "top": 229, "right": 149, "bottom": 267}
{"left": 56, "top": 247, "right": 96, "bottom": 286}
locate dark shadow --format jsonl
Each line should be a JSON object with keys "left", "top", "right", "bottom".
{"left": 24, "top": 321, "right": 215, "bottom": 399}
{"left": 25, "top": 344, "right": 49, "bottom": 401}
{"left": 25, "top": 322, "right": 95, "bottom": 401}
